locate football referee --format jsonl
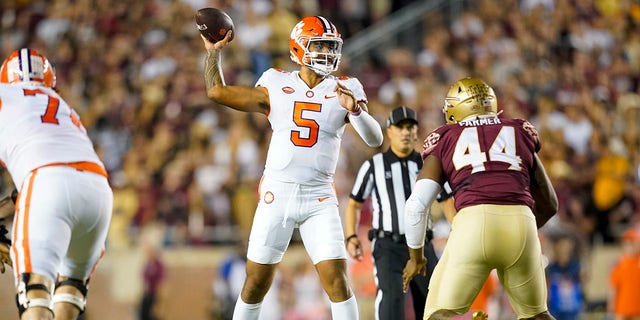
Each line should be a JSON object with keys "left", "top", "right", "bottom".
{"left": 344, "top": 106, "right": 453, "bottom": 320}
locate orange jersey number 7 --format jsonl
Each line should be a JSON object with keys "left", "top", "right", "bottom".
{"left": 22, "top": 88, "right": 83, "bottom": 129}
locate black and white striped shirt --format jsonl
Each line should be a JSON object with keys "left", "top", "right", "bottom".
{"left": 350, "top": 150, "right": 423, "bottom": 235}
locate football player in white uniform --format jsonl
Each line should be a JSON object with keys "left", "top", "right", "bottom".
{"left": 0, "top": 48, "right": 113, "bottom": 320}
{"left": 201, "top": 15, "right": 383, "bottom": 320}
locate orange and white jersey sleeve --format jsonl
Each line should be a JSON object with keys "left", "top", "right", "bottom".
{"left": 256, "top": 69, "right": 367, "bottom": 184}
{"left": 0, "top": 83, "right": 104, "bottom": 187}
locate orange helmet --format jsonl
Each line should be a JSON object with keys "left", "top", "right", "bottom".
{"left": 289, "top": 16, "right": 342, "bottom": 76}
{"left": 1, "top": 48, "right": 56, "bottom": 88}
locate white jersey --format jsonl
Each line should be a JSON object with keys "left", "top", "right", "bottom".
{"left": 0, "top": 83, "right": 103, "bottom": 187}
{"left": 256, "top": 69, "right": 367, "bottom": 184}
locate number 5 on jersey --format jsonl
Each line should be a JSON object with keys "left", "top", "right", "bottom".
{"left": 291, "top": 101, "right": 321, "bottom": 147}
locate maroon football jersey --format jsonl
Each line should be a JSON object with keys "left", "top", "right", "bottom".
{"left": 422, "top": 116, "right": 540, "bottom": 210}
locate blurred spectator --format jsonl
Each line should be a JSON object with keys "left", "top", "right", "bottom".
{"left": 282, "top": 259, "right": 331, "bottom": 320}
{"left": 264, "top": 0, "right": 300, "bottom": 68}
{"left": 212, "top": 242, "right": 282, "bottom": 320}
{"left": 213, "top": 243, "right": 247, "bottom": 319}
{"left": 558, "top": 102, "right": 594, "bottom": 158}
{"left": 139, "top": 240, "right": 166, "bottom": 320}
{"left": 108, "top": 171, "right": 140, "bottom": 249}
{"left": 235, "top": 3, "right": 272, "bottom": 78}
{"left": 451, "top": 10, "right": 484, "bottom": 41}
{"left": 377, "top": 48, "right": 418, "bottom": 108}
{"left": 608, "top": 226, "right": 640, "bottom": 320}
{"left": 590, "top": 137, "right": 633, "bottom": 243}
{"left": 546, "top": 236, "right": 585, "bottom": 320}
{"left": 615, "top": 93, "right": 640, "bottom": 158}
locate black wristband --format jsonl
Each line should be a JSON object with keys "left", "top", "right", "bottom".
{"left": 345, "top": 234, "right": 358, "bottom": 244}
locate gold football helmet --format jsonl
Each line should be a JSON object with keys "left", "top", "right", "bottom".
{"left": 443, "top": 77, "right": 498, "bottom": 124}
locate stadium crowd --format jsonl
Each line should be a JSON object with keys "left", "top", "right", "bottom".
{"left": 1, "top": 0, "right": 640, "bottom": 319}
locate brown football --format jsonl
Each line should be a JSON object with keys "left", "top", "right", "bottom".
{"left": 195, "top": 7, "right": 234, "bottom": 43}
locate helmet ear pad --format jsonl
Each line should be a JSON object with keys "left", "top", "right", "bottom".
{"left": 443, "top": 77, "right": 498, "bottom": 124}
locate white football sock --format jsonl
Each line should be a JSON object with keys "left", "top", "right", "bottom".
{"left": 330, "top": 295, "right": 359, "bottom": 320}
{"left": 232, "top": 294, "right": 262, "bottom": 320}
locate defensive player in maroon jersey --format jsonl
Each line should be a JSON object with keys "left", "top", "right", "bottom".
{"left": 401, "top": 77, "right": 558, "bottom": 320}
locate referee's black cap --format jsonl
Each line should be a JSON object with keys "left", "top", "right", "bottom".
{"left": 387, "top": 105, "right": 418, "bottom": 127}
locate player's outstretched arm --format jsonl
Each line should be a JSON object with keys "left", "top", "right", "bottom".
{"left": 201, "top": 35, "right": 269, "bottom": 114}
{"left": 530, "top": 154, "right": 558, "bottom": 228}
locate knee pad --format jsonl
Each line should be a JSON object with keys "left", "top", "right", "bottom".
{"left": 15, "top": 273, "right": 54, "bottom": 317}
{"left": 53, "top": 278, "right": 88, "bottom": 313}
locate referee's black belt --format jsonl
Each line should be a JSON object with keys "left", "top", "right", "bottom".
{"left": 368, "top": 229, "right": 433, "bottom": 243}
{"left": 368, "top": 229, "right": 406, "bottom": 243}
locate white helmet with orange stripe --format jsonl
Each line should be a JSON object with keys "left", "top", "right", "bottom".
{"left": 1, "top": 48, "right": 56, "bottom": 88}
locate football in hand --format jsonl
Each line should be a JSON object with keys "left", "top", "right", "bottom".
{"left": 195, "top": 7, "right": 234, "bottom": 43}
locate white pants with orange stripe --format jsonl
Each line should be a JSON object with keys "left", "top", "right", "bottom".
{"left": 10, "top": 164, "right": 113, "bottom": 285}
{"left": 247, "top": 176, "right": 346, "bottom": 265}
